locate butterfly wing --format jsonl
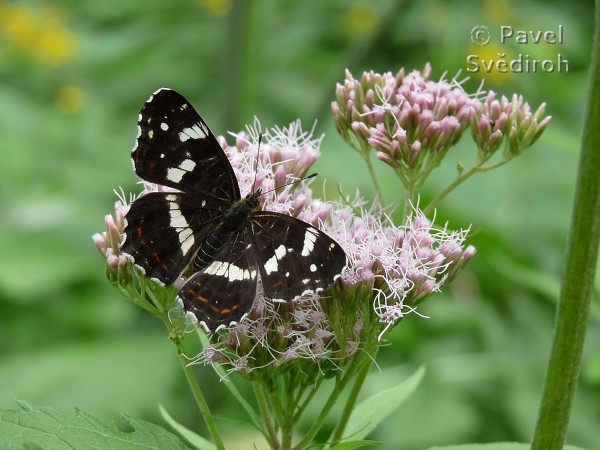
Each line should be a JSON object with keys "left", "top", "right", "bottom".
{"left": 133, "top": 88, "right": 240, "bottom": 200}
{"left": 121, "top": 192, "right": 227, "bottom": 284}
{"left": 122, "top": 88, "right": 347, "bottom": 332}
{"left": 251, "top": 212, "right": 346, "bottom": 300}
{"left": 122, "top": 88, "right": 241, "bottom": 284}
{"left": 178, "top": 229, "right": 258, "bottom": 331}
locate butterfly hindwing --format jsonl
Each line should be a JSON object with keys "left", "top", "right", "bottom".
{"left": 178, "top": 229, "right": 258, "bottom": 331}
{"left": 251, "top": 212, "right": 346, "bottom": 300}
{"left": 121, "top": 191, "right": 227, "bottom": 284}
{"left": 133, "top": 88, "right": 240, "bottom": 200}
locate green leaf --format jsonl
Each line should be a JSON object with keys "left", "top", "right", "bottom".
{"left": 424, "top": 444, "right": 594, "bottom": 450}
{"left": 0, "top": 401, "right": 191, "bottom": 450}
{"left": 328, "top": 440, "right": 382, "bottom": 449}
{"left": 159, "top": 404, "right": 216, "bottom": 450}
{"left": 344, "top": 366, "right": 425, "bottom": 440}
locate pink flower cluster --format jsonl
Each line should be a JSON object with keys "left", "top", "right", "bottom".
{"left": 472, "top": 91, "right": 551, "bottom": 162}
{"left": 92, "top": 192, "right": 129, "bottom": 272}
{"left": 332, "top": 65, "right": 479, "bottom": 180}
{"left": 332, "top": 65, "right": 550, "bottom": 190}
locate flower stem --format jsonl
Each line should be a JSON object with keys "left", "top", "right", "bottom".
{"left": 253, "top": 382, "right": 280, "bottom": 449}
{"left": 423, "top": 159, "right": 509, "bottom": 216}
{"left": 293, "top": 378, "right": 322, "bottom": 423}
{"left": 178, "top": 352, "right": 225, "bottom": 450}
{"left": 163, "top": 318, "right": 225, "bottom": 450}
{"left": 363, "top": 151, "right": 385, "bottom": 206}
{"left": 531, "top": 3, "right": 600, "bottom": 448}
{"left": 329, "top": 352, "right": 373, "bottom": 444}
{"left": 292, "top": 353, "right": 365, "bottom": 450}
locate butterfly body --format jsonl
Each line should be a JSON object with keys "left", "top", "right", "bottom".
{"left": 121, "top": 88, "right": 346, "bottom": 331}
{"left": 194, "top": 193, "right": 259, "bottom": 269}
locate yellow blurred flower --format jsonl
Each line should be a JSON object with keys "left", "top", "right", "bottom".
{"left": 200, "top": 0, "right": 232, "bottom": 16}
{"left": 56, "top": 85, "right": 85, "bottom": 114}
{"left": 424, "top": 1, "right": 447, "bottom": 31}
{"left": 482, "top": 0, "right": 514, "bottom": 24}
{"left": 0, "top": 1, "right": 76, "bottom": 67}
{"left": 345, "top": 5, "right": 379, "bottom": 38}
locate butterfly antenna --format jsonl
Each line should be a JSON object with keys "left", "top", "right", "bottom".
{"left": 259, "top": 173, "right": 318, "bottom": 197}
{"left": 252, "top": 134, "right": 263, "bottom": 194}
{"left": 252, "top": 134, "right": 316, "bottom": 197}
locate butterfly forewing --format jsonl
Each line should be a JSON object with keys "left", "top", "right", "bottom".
{"left": 134, "top": 89, "right": 239, "bottom": 200}
{"left": 251, "top": 213, "right": 346, "bottom": 299}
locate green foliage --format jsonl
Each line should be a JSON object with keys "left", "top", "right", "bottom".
{"left": 159, "top": 405, "right": 216, "bottom": 450}
{"left": 0, "top": 0, "right": 598, "bottom": 449}
{"left": 344, "top": 367, "right": 425, "bottom": 442}
{"left": 424, "top": 445, "right": 593, "bottom": 450}
{"left": 0, "top": 401, "right": 190, "bottom": 450}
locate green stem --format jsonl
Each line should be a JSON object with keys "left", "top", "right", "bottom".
{"left": 278, "top": 378, "right": 295, "bottom": 450}
{"left": 293, "top": 378, "right": 322, "bottom": 423}
{"left": 292, "top": 353, "right": 365, "bottom": 450}
{"left": 178, "top": 352, "right": 225, "bottom": 450}
{"left": 194, "top": 329, "right": 263, "bottom": 433}
{"left": 253, "top": 382, "right": 280, "bottom": 449}
{"left": 423, "top": 159, "right": 509, "bottom": 216}
{"left": 364, "top": 151, "right": 385, "bottom": 206}
{"left": 531, "top": 3, "right": 600, "bottom": 448}
{"left": 163, "top": 318, "right": 225, "bottom": 450}
{"left": 329, "top": 352, "right": 373, "bottom": 444}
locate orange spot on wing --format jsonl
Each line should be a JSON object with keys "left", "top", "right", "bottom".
{"left": 151, "top": 252, "right": 169, "bottom": 273}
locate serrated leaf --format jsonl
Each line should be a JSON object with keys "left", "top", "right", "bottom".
{"left": 0, "top": 401, "right": 191, "bottom": 450}
{"left": 159, "top": 404, "right": 216, "bottom": 450}
{"left": 328, "top": 439, "right": 382, "bottom": 449}
{"left": 344, "top": 366, "right": 425, "bottom": 441}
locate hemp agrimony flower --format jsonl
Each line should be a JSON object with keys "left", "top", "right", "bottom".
{"left": 332, "top": 64, "right": 480, "bottom": 200}
{"left": 471, "top": 90, "right": 551, "bottom": 163}
{"left": 331, "top": 65, "right": 550, "bottom": 214}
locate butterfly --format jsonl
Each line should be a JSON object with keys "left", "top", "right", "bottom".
{"left": 120, "top": 88, "right": 347, "bottom": 331}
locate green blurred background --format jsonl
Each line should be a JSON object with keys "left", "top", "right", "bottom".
{"left": 1, "top": 0, "right": 598, "bottom": 448}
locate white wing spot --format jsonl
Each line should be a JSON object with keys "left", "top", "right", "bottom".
{"left": 264, "top": 245, "right": 288, "bottom": 275}
{"left": 310, "top": 264, "right": 317, "bottom": 272}
{"left": 166, "top": 158, "right": 197, "bottom": 183}
{"left": 301, "top": 228, "right": 319, "bottom": 256}
{"left": 179, "top": 123, "right": 207, "bottom": 142}
{"left": 167, "top": 167, "right": 185, "bottom": 183}
{"left": 165, "top": 194, "right": 195, "bottom": 255}
{"left": 204, "top": 261, "right": 256, "bottom": 281}
{"left": 160, "top": 122, "right": 169, "bottom": 131}
{"left": 178, "top": 228, "right": 194, "bottom": 255}
{"left": 179, "top": 158, "right": 196, "bottom": 172}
